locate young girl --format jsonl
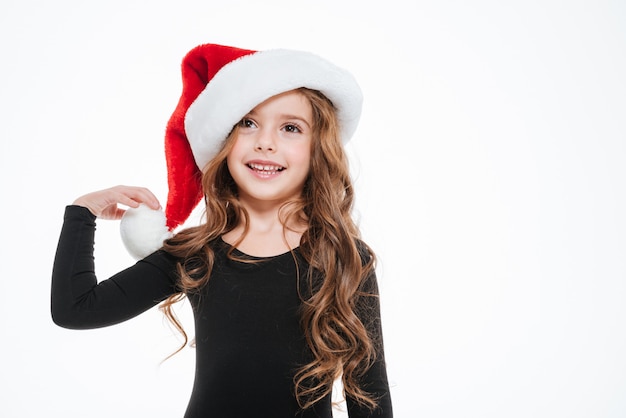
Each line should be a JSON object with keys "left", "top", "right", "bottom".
{"left": 51, "top": 43, "right": 393, "bottom": 417}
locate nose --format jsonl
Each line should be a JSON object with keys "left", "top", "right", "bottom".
{"left": 255, "top": 129, "right": 276, "bottom": 152}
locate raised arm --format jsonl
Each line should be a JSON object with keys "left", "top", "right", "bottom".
{"left": 51, "top": 186, "right": 179, "bottom": 329}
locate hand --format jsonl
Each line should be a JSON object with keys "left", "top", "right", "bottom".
{"left": 72, "top": 185, "right": 161, "bottom": 220}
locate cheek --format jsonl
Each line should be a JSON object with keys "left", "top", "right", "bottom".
{"left": 288, "top": 142, "right": 312, "bottom": 166}
{"left": 225, "top": 148, "right": 243, "bottom": 180}
{"left": 226, "top": 137, "right": 245, "bottom": 165}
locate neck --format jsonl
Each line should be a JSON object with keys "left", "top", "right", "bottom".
{"left": 222, "top": 199, "right": 307, "bottom": 257}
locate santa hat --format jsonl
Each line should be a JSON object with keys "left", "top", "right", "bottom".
{"left": 120, "top": 43, "right": 363, "bottom": 259}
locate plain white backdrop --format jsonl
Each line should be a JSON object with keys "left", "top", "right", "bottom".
{"left": 1, "top": 0, "right": 625, "bottom": 417}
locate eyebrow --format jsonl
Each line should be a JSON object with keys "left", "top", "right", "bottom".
{"left": 247, "top": 110, "right": 312, "bottom": 128}
{"left": 283, "top": 114, "right": 312, "bottom": 128}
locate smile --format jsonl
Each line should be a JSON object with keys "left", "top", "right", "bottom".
{"left": 246, "top": 163, "right": 285, "bottom": 175}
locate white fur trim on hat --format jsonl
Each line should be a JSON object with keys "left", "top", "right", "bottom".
{"left": 184, "top": 49, "right": 363, "bottom": 170}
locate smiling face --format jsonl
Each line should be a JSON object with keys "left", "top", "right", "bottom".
{"left": 226, "top": 90, "right": 313, "bottom": 210}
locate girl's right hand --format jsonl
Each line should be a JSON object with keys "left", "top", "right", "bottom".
{"left": 72, "top": 185, "right": 161, "bottom": 220}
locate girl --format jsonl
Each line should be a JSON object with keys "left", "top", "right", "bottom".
{"left": 51, "top": 43, "right": 393, "bottom": 417}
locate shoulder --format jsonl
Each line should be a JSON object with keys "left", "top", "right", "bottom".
{"left": 140, "top": 249, "right": 180, "bottom": 274}
{"left": 355, "top": 238, "right": 376, "bottom": 267}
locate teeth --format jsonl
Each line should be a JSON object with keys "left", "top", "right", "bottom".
{"left": 248, "top": 163, "right": 284, "bottom": 172}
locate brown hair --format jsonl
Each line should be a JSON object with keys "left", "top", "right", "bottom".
{"left": 161, "top": 88, "right": 380, "bottom": 410}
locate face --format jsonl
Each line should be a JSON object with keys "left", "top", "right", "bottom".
{"left": 226, "top": 90, "right": 313, "bottom": 209}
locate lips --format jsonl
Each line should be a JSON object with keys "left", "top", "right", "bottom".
{"left": 246, "top": 162, "right": 285, "bottom": 175}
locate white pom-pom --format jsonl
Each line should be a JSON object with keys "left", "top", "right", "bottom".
{"left": 120, "top": 204, "right": 173, "bottom": 260}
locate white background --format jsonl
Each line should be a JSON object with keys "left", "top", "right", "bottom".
{"left": 1, "top": 0, "right": 625, "bottom": 417}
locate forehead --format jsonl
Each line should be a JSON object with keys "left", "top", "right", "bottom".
{"left": 248, "top": 90, "right": 312, "bottom": 118}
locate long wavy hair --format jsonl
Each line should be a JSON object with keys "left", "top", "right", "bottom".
{"left": 161, "top": 87, "right": 380, "bottom": 410}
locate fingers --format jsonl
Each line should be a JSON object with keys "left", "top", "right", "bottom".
{"left": 72, "top": 186, "right": 162, "bottom": 219}
{"left": 113, "top": 186, "right": 161, "bottom": 210}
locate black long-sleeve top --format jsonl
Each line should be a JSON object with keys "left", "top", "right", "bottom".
{"left": 51, "top": 205, "right": 393, "bottom": 417}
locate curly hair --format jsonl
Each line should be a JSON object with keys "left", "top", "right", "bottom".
{"left": 161, "top": 88, "right": 380, "bottom": 410}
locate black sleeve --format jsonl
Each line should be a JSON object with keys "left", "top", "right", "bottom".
{"left": 346, "top": 267, "right": 393, "bottom": 417}
{"left": 51, "top": 205, "right": 180, "bottom": 330}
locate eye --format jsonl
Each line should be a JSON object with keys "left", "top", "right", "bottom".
{"left": 239, "top": 118, "right": 257, "bottom": 129}
{"left": 283, "top": 123, "right": 302, "bottom": 134}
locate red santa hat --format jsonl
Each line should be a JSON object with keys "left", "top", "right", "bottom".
{"left": 120, "top": 43, "right": 363, "bottom": 259}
